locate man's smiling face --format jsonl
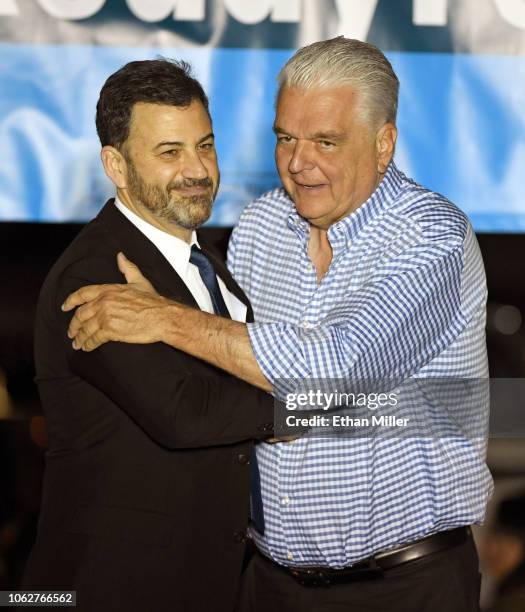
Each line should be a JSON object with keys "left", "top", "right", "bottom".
{"left": 274, "top": 85, "right": 393, "bottom": 230}
{"left": 122, "top": 100, "right": 219, "bottom": 230}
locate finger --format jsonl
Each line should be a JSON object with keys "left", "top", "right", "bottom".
{"left": 67, "top": 302, "right": 97, "bottom": 338}
{"left": 82, "top": 331, "right": 107, "bottom": 352}
{"left": 264, "top": 436, "right": 299, "bottom": 444}
{"left": 62, "top": 284, "right": 109, "bottom": 312}
{"left": 117, "top": 252, "right": 155, "bottom": 292}
{"left": 71, "top": 316, "right": 105, "bottom": 350}
{"left": 117, "top": 252, "right": 146, "bottom": 284}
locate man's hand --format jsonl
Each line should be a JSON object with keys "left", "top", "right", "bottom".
{"left": 62, "top": 252, "right": 173, "bottom": 351}
{"left": 62, "top": 252, "right": 272, "bottom": 391}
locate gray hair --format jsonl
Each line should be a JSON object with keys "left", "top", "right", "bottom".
{"left": 277, "top": 37, "right": 399, "bottom": 129}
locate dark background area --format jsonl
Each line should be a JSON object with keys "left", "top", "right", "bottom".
{"left": 0, "top": 221, "right": 524, "bottom": 604}
{"left": 0, "top": 221, "right": 233, "bottom": 590}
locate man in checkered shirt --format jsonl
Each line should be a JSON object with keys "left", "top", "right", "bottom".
{"left": 65, "top": 37, "right": 492, "bottom": 612}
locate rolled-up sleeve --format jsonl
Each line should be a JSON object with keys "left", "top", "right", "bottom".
{"left": 247, "top": 239, "right": 467, "bottom": 400}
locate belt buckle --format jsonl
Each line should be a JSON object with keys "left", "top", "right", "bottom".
{"left": 290, "top": 562, "right": 383, "bottom": 587}
{"left": 291, "top": 568, "right": 332, "bottom": 588}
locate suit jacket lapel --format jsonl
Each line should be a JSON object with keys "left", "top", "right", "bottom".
{"left": 96, "top": 200, "right": 200, "bottom": 309}
{"left": 96, "top": 200, "right": 254, "bottom": 322}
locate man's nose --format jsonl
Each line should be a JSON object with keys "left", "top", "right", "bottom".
{"left": 288, "top": 140, "right": 315, "bottom": 174}
{"left": 181, "top": 150, "right": 209, "bottom": 179}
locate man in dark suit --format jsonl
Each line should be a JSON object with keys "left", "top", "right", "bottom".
{"left": 22, "top": 59, "right": 274, "bottom": 612}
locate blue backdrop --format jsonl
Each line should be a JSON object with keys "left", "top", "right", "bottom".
{"left": 1, "top": 0, "right": 524, "bottom": 231}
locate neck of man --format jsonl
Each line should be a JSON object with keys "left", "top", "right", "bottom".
{"left": 307, "top": 165, "right": 388, "bottom": 282}
{"left": 308, "top": 226, "right": 333, "bottom": 284}
{"left": 116, "top": 188, "right": 193, "bottom": 244}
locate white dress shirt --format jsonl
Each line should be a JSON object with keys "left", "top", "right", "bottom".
{"left": 114, "top": 197, "right": 247, "bottom": 322}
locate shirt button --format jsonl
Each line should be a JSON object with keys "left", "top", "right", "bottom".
{"left": 301, "top": 320, "right": 312, "bottom": 329}
{"left": 233, "top": 530, "right": 247, "bottom": 543}
{"left": 237, "top": 453, "right": 250, "bottom": 465}
{"left": 287, "top": 551, "right": 294, "bottom": 561}
{"left": 347, "top": 240, "right": 352, "bottom": 248}
{"left": 281, "top": 496, "right": 290, "bottom": 506}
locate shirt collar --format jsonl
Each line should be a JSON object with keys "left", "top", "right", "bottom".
{"left": 287, "top": 162, "right": 405, "bottom": 250}
{"left": 114, "top": 196, "right": 199, "bottom": 279}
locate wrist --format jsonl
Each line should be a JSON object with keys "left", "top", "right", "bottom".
{"left": 159, "top": 300, "right": 185, "bottom": 348}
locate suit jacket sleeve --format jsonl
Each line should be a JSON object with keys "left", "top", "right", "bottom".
{"left": 55, "top": 256, "right": 275, "bottom": 450}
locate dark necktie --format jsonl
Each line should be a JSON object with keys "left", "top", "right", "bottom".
{"left": 189, "top": 244, "right": 265, "bottom": 534}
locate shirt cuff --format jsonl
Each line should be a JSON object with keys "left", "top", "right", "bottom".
{"left": 247, "top": 321, "right": 309, "bottom": 400}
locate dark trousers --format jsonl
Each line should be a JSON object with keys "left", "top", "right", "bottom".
{"left": 236, "top": 538, "right": 481, "bottom": 612}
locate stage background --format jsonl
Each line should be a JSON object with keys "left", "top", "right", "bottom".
{"left": 1, "top": 1, "right": 525, "bottom": 606}
{"left": 1, "top": 0, "right": 525, "bottom": 230}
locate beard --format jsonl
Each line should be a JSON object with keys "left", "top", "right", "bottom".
{"left": 125, "top": 159, "right": 218, "bottom": 230}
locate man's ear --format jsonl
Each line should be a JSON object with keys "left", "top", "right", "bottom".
{"left": 100, "top": 146, "right": 128, "bottom": 189}
{"left": 376, "top": 123, "right": 397, "bottom": 174}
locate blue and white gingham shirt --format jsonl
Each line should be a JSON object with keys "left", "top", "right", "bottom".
{"left": 227, "top": 162, "right": 493, "bottom": 568}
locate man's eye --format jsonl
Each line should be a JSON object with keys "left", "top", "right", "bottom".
{"left": 277, "top": 135, "right": 292, "bottom": 144}
{"left": 199, "top": 142, "right": 214, "bottom": 151}
{"left": 319, "top": 140, "right": 335, "bottom": 149}
{"left": 161, "top": 149, "right": 179, "bottom": 157}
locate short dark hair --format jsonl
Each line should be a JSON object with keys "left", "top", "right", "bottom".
{"left": 96, "top": 58, "right": 209, "bottom": 149}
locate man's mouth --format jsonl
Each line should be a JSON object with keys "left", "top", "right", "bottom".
{"left": 169, "top": 182, "right": 212, "bottom": 197}
{"left": 294, "top": 182, "right": 326, "bottom": 191}
{"left": 177, "top": 185, "right": 210, "bottom": 194}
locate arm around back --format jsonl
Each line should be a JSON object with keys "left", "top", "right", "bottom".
{"left": 56, "top": 256, "right": 275, "bottom": 449}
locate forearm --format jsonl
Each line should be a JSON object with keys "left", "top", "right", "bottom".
{"left": 161, "top": 301, "right": 272, "bottom": 392}
{"left": 63, "top": 272, "right": 272, "bottom": 391}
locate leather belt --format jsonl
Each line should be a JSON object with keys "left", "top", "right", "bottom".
{"left": 259, "top": 526, "right": 471, "bottom": 587}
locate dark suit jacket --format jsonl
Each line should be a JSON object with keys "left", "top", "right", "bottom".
{"left": 22, "top": 201, "right": 275, "bottom": 612}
